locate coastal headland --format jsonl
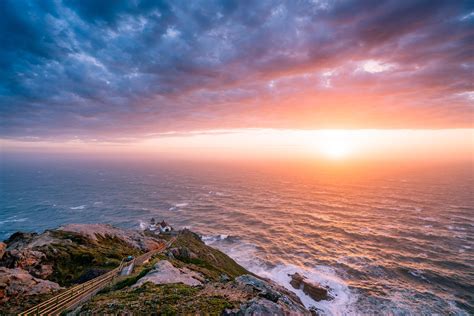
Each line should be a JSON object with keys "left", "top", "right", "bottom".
{"left": 0, "top": 223, "right": 331, "bottom": 315}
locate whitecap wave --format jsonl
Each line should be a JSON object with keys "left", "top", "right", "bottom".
{"left": 70, "top": 205, "right": 86, "bottom": 210}
{"left": 205, "top": 235, "right": 357, "bottom": 315}
{"left": 138, "top": 220, "right": 148, "bottom": 231}
{"left": 252, "top": 264, "right": 357, "bottom": 315}
{"left": 169, "top": 202, "right": 189, "bottom": 211}
{"left": 208, "top": 191, "right": 226, "bottom": 196}
{"left": 0, "top": 217, "right": 28, "bottom": 225}
{"left": 202, "top": 234, "right": 229, "bottom": 245}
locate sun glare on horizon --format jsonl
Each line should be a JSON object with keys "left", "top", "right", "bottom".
{"left": 314, "top": 130, "right": 354, "bottom": 160}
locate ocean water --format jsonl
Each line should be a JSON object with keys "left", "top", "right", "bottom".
{"left": 0, "top": 159, "right": 473, "bottom": 315}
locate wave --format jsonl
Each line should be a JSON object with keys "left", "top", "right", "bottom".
{"left": 258, "top": 264, "right": 357, "bottom": 316}
{"left": 0, "top": 217, "right": 28, "bottom": 225}
{"left": 202, "top": 234, "right": 229, "bottom": 244}
{"left": 169, "top": 202, "right": 189, "bottom": 211}
{"left": 138, "top": 220, "right": 148, "bottom": 231}
{"left": 208, "top": 191, "right": 226, "bottom": 196}
{"left": 70, "top": 205, "right": 86, "bottom": 210}
{"left": 204, "top": 234, "right": 357, "bottom": 315}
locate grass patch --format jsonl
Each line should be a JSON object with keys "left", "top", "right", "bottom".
{"left": 170, "top": 230, "right": 249, "bottom": 281}
{"left": 80, "top": 283, "right": 235, "bottom": 315}
{"left": 39, "top": 230, "right": 141, "bottom": 286}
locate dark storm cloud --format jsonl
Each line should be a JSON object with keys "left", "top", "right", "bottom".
{"left": 0, "top": 0, "right": 473, "bottom": 140}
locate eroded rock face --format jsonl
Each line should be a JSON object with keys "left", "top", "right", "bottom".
{"left": 289, "top": 272, "right": 332, "bottom": 302}
{"left": 59, "top": 224, "right": 162, "bottom": 251}
{"left": 0, "top": 267, "right": 61, "bottom": 303}
{"left": 235, "top": 275, "right": 311, "bottom": 315}
{"left": 134, "top": 260, "right": 203, "bottom": 287}
{"left": 1, "top": 224, "right": 160, "bottom": 286}
{"left": 2, "top": 249, "right": 53, "bottom": 279}
{"left": 238, "top": 298, "right": 289, "bottom": 315}
{"left": 0, "top": 242, "right": 5, "bottom": 260}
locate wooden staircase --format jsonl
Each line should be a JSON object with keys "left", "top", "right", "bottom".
{"left": 19, "top": 238, "right": 174, "bottom": 315}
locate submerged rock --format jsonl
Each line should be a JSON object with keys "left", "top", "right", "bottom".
{"left": 0, "top": 267, "right": 62, "bottom": 303}
{"left": 134, "top": 260, "right": 203, "bottom": 287}
{"left": 289, "top": 272, "right": 332, "bottom": 302}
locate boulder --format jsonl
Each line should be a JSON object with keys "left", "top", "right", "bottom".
{"left": 1, "top": 249, "right": 53, "bottom": 279}
{"left": 134, "top": 260, "right": 203, "bottom": 287}
{"left": 236, "top": 275, "right": 281, "bottom": 302}
{"left": 220, "top": 273, "right": 231, "bottom": 283}
{"left": 235, "top": 275, "right": 310, "bottom": 315}
{"left": 0, "top": 267, "right": 61, "bottom": 303}
{"left": 169, "top": 247, "right": 198, "bottom": 261}
{"left": 289, "top": 273, "right": 331, "bottom": 302}
{"left": 240, "top": 298, "right": 288, "bottom": 315}
{"left": 224, "top": 297, "right": 311, "bottom": 316}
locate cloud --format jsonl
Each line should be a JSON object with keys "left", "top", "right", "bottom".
{"left": 0, "top": 0, "right": 473, "bottom": 141}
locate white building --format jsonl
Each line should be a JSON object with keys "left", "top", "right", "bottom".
{"left": 159, "top": 220, "right": 172, "bottom": 233}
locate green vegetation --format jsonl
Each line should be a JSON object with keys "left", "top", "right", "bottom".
{"left": 79, "top": 231, "right": 248, "bottom": 314}
{"left": 39, "top": 230, "right": 141, "bottom": 286}
{"left": 81, "top": 282, "right": 235, "bottom": 315}
{"left": 169, "top": 229, "right": 249, "bottom": 281}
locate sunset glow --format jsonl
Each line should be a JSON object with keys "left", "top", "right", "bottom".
{"left": 1, "top": 1, "right": 474, "bottom": 315}
{"left": 313, "top": 131, "right": 354, "bottom": 160}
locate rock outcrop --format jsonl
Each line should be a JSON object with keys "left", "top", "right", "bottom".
{"left": 59, "top": 224, "right": 162, "bottom": 251}
{"left": 167, "top": 246, "right": 198, "bottom": 261}
{"left": 1, "top": 248, "right": 53, "bottom": 279}
{"left": 235, "top": 274, "right": 311, "bottom": 315}
{"left": 1, "top": 224, "right": 316, "bottom": 315}
{"left": 0, "top": 225, "right": 161, "bottom": 287}
{"left": 0, "top": 242, "right": 6, "bottom": 260}
{"left": 0, "top": 267, "right": 61, "bottom": 303}
{"left": 134, "top": 260, "right": 203, "bottom": 287}
{"left": 289, "top": 272, "right": 332, "bottom": 302}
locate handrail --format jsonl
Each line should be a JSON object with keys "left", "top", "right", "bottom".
{"left": 19, "top": 238, "right": 175, "bottom": 316}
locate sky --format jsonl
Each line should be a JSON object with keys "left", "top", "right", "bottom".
{"left": 0, "top": 0, "right": 473, "bottom": 161}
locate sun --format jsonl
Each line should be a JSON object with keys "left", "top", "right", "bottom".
{"left": 317, "top": 131, "right": 353, "bottom": 159}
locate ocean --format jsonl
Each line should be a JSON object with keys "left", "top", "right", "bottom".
{"left": 1, "top": 158, "right": 472, "bottom": 315}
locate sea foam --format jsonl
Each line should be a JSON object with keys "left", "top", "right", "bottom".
{"left": 203, "top": 234, "right": 357, "bottom": 315}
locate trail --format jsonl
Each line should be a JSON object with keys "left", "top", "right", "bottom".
{"left": 19, "top": 238, "right": 175, "bottom": 316}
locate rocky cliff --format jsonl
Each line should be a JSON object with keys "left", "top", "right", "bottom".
{"left": 0, "top": 224, "right": 328, "bottom": 315}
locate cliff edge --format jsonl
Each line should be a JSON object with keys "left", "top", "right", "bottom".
{"left": 0, "top": 224, "right": 321, "bottom": 315}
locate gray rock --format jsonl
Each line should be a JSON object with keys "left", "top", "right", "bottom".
{"left": 169, "top": 247, "right": 198, "bottom": 261}
{"left": 134, "top": 260, "right": 203, "bottom": 287}
{"left": 241, "top": 298, "right": 287, "bottom": 316}
{"left": 220, "top": 273, "right": 231, "bottom": 283}
{"left": 236, "top": 275, "right": 281, "bottom": 302}
{"left": 235, "top": 275, "right": 311, "bottom": 315}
